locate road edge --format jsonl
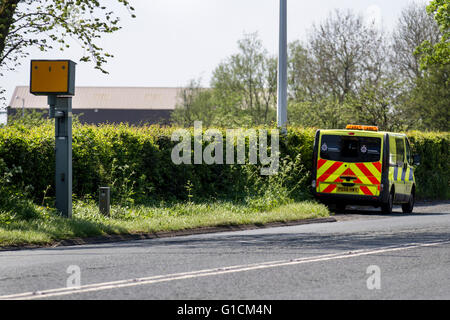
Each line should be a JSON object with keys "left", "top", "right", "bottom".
{"left": 0, "top": 216, "right": 336, "bottom": 252}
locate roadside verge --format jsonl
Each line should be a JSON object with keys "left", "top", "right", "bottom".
{"left": 0, "top": 216, "right": 336, "bottom": 251}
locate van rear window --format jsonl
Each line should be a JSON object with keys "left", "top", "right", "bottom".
{"left": 320, "top": 135, "right": 381, "bottom": 163}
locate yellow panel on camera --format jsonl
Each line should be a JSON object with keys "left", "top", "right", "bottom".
{"left": 30, "top": 60, "right": 76, "bottom": 96}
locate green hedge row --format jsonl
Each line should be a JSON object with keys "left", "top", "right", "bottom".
{"left": 406, "top": 131, "right": 449, "bottom": 200}
{"left": 0, "top": 124, "right": 448, "bottom": 202}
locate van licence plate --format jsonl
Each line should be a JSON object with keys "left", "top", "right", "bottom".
{"left": 337, "top": 186, "right": 359, "bottom": 193}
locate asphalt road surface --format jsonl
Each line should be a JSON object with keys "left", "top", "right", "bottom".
{"left": 0, "top": 201, "right": 449, "bottom": 300}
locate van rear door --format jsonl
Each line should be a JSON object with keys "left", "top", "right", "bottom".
{"left": 316, "top": 134, "right": 383, "bottom": 197}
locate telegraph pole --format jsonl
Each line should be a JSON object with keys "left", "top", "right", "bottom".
{"left": 277, "top": 0, "right": 288, "bottom": 132}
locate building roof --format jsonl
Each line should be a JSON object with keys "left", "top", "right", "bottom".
{"left": 9, "top": 86, "right": 182, "bottom": 110}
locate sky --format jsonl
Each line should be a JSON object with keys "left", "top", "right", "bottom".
{"left": 0, "top": 0, "right": 430, "bottom": 109}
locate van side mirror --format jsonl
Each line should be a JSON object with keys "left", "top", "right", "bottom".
{"left": 413, "top": 154, "right": 420, "bottom": 166}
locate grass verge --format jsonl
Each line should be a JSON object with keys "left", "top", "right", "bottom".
{"left": 0, "top": 200, "right": 329, "bottom": 247}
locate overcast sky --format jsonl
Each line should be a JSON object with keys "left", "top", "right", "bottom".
{"left": 1, "top": 0, "right": 429, "bottom": 108}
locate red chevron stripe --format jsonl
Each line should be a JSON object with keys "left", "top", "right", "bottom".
{"left": 360, "top": 186, "right": 373, "bottom": 196}
{"left": 373, "top": 162, "right": 382, "bottom": 172}
{"left": 323, "top": 184, "right": 337, "bottom": 193}
{"left": 322, "top": 176, "right": 344, "bottom": 194}
{"left": 317, "top": 162, "right": 343, "bottom": 182}
{"left": 317, "top": 159, "right": 327, "bottom": 170}
{"left": 355, "top": 163, "right": 380, "bottom": 185}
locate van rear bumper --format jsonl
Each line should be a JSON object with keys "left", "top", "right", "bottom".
{"left": 313, "top": 192, "right": 384, "bottom": 206}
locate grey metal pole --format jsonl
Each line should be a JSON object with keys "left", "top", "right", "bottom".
{"left": 277, "top": 0, "right": 287, "bottom": 132}
{"left": 50, "top": 96, "right": 73, "bottom": 218}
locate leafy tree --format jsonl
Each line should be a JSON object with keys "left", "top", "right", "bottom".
{"left": 405, "top": 64, "right": 450, "bottom": 131}
{"left": 416, "top": 0, "right": 450, "bottom": 69}
{"left": 287, "top": 40, "right": 318, "bottom": 102}
{"left": 402, "top": 0, "right": 450, "bottom": 131}
{"left": 210, "top": 32, "right": 277, "bottom": 126}
{"left": 390, "top": 1, "right": 441, "bottom": 85}
{"left": 303, "top": 9, "right": 388, "bottom": 103}
{"left": 288, "top": 98, "right": 352, "bottom": 129}
{"left": 170, "top": 79, "right": 216, "bottom": 127}
{"left": 0, "top": 0, "right": 135, "bottom": 75}
{"left": 346, "top": 79, "right": 408, "bottom": 131}
{"left": 171, "top": 33, "right": 277, "bottom": 128}
{"left": 288, "top": 9, "right": 391, "bottom": 129}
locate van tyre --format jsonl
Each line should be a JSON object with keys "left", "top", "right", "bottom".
{"left": 335, "top": 203, "right": 346, "bottom": 213}
{"left": 402, "top": 191, "right": 415, "bottom": 213}
{"left": 382, "top": 190, "right": 394, "bottom": 214}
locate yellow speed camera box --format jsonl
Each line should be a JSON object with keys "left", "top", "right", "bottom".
{"left": 30, "top": 60, "right": 76, "bottom": 96}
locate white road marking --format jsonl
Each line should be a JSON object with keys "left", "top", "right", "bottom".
{"left": 1, "top": 240, "right": 449, "bottom": 300}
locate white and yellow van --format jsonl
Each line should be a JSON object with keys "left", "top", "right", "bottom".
{"left": 312, "top": 125, "right": 420, "bottom": 213}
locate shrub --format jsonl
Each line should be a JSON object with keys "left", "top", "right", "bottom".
{"left": 0, "top": 123, "right": 448, "bottom": 205}
{"left": 406, "top": 131, "right": 450, "bottom": 199}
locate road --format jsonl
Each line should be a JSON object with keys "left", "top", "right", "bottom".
{"left": 0, "top": 201, "right": 449, "bottom": 300}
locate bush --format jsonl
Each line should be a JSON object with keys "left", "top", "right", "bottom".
{"left": 406, "top": 131, "right": 450, "bottom": 199}
{"left": 0, "top": 159, "right": 42, "bottom": 221}
{"left": 0, "top": 123, "right": 448, "bottom": 205}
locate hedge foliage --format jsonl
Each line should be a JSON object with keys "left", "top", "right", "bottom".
{"left": 0, "top": 123, "right": 448, "bottom": 203}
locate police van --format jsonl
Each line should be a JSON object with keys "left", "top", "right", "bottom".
{"left": 312, "top": 125, "right": 420, "bottom": 213}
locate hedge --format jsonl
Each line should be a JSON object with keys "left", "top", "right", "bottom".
{"left": 0, "top": 123, "right": 448, "bottom": 203}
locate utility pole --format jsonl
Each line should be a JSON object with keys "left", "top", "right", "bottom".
{"left": 277, "top": 0, "right": 287, "bottom": 133}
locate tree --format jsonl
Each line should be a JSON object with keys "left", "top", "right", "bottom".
{"left": 171, "top": 33, "right": 277, "bottom": 128}
{"left": 416, "top": 0, "right": 450, "bottom": 69}
{"left": 346, "top": 79, "right": 408, "bottom": 131}
{"left": 304, "top": 9, "right": 388, "bottom": 103}
{"left": 405, "top": 64, "right": 450, "bottom": 131}
{"left": 288, "top": 98, "right": 352, "bottom": 129}
{"left": 287, "top": 40, "right": 318, "bottom": 102}
{"left": 0, "top": 0, "right": 135, "bottom": 75}
{"left": 287, "top": 9, "right": 392, "bottom": 129}
{"left": 391, "top": 1, "right": 441, "bottom": 85}
{"left": 402, "top": 0, "right": 450, "bottom": 131}
{"left": 210, "top": 32, "right": 277, "bottom": 126}
{"left": 170, "top": 79, "right": 216, "bottom": 128}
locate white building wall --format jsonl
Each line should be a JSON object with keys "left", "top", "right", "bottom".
{"left": 0, "top": 109, "right": 7, "bottom": 126}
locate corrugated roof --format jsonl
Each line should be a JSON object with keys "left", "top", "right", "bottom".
{"left": 8, "top": 86, "right": 182, "bottom": 110}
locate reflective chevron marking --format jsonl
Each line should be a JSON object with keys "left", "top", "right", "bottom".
{"left": 317, "top": 161, "right": 344, "bottom": 182}
{"left": 373, "top": 162, "right": 382, "bottom": 172}
{"left": 316, "top": 159, "right": 381, "bottom": 196}
{"left": 323, "top": 183, "right": 337, "bottom": 194}
{"left": 355, "top": 163, "right": 380, "bottom": 185}
{"left": 317, "top": 158, "right": 327, "bottom": 170}
{"left": 360, "top": 186, "right": 373, "bottom": 196}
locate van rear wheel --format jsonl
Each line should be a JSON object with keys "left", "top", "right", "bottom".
{"left": 382, "top": 190, "right": 394, "bottom": 214}
{"left": 402, "top": 192, "right": 414, "bottom": 213}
